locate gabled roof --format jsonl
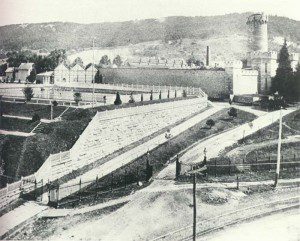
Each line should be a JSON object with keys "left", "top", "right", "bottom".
{"left": 36, "top": 71, "right": 53, "bottom": 77}
{"left": 71, "top": 63, "right": 85, "bottom": 71}
{"left": 55, "top": 62, "right": 69, "bottom": 70}
{"left": 85, "top": 63, "right": 98, "bottom": 71}
{"left": 18, "top": 63, "right": 34, "bottom": 70}
{"left": 5, "top": 67, "right": 14, "bottom": 73}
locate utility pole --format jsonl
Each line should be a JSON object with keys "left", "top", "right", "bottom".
{"left": 92, "top": 37, "right": 95, "bottom": 108}
{"left": 193, "top": 173, "right": 196, "bottom": 241}
{"left": 274, "top": 107, "right": 282, "bottom": 187}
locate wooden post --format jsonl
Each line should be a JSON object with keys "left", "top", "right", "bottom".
{"left": 215, "top": 159, "right": 217, "bottom": 177}
{"left": 79, "top": 179, "right": 82, "bottom": 201}
{"left": 124, "top": 169, "right": 127, "bottom": 188}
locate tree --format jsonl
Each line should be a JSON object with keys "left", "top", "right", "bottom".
{"left": 228, "top": 107, "right": 237, "bottom": 118}
{"left": 26, "top": 69, "right": 37, "bottom": 83}
{"left": 95, "top": 69, "right": 102, "bottom": 83}
{"left": 128, "top": 92, "right": 135, "bottom": 103}
{"left": 73, "top": 92, "right": 82, "bottom": 105}
{"left": 72, "top": 57, "right": 84, "bottom": 67}
{"left": 113, "top": 55, "right": 122, "bottom": 67}
{"left": 100, "top": 55, "right": 111, "bottom": 66}
{"left": 206, "top": 119, "right": 215, "bottom": 129}
{"left": 23, "top": 87, "right": 34, "bottom": 101}
{"left": 114, "top": 92, "right": 122, "bottom": 105}
{"left": 150, "top": 90, "right": 153, "bottom": 101}
{"left": 271, "top": 39, "right": 294, "bottom": 100}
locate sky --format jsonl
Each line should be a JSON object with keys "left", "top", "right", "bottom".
{"left": 0, "top": 0, "right": 299, "bottom": 26}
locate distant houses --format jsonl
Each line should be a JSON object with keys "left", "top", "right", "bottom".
{"left": 17, "top": 63, "right": 35, "bottom": 83}
{"left": 53, "top": 63, "right": 99, "bottom": 84}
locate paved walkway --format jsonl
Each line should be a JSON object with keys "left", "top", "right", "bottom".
{"left": 157, "top": 108, "right": 295, "bottom": 179}
{"left": 0, "top": 129, "right": 35, "bottom": 137}
{"left": 0, "top": 202, "right": 48, "bottom": 238}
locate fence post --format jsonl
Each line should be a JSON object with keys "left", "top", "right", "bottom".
{"left": 79, "top": 179, "right": 82, "bottom": 201}
{"left": 215, "top": 160, "right": 217, "bottom": 177}
{"left": 34, "top": 179, "right": 37, "bottom": 199}
{"left": 56, "top": 184, "right": 60, "bottom": 208}
{"left": 95, "top": 175, "right": 98, "bottom": 198}
{"left": 124, "top": 169, "right": 127, "bottom": 188}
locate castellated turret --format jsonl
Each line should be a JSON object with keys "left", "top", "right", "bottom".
{"left": 247, "top": 13, "right": 268, "bottom": 52}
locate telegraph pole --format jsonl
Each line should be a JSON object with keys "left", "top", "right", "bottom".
{"left": 274, "top": 107, "right": 282, "bottom": 187}
{"left": 193, "top": 173, "right": 196, "bottom": 241}
{"left": 92, "top": 37, "right": 95, "bottom": 108}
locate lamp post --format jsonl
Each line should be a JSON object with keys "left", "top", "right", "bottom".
{"left": 92, "top": 37, "right": 95, "bottom": 108}
{"left": 274, "top": 106, "right": 283, "bottom": 187}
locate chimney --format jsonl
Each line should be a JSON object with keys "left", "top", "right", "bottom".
{"left": 206, "top": 46, "right": 210, "bottom": 67}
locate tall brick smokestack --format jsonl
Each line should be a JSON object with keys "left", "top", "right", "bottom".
{"left": 206, "top": 46, "right": 210, "bottom": 66}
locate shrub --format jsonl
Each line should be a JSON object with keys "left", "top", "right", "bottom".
{"left": 150, "top": 90, "right": 153, "bottom": 101}
{"left": 159, "top": 91, "right": 162, "bottom": 99}
{"left": 206, "top": 119, "right": 215, "bottom": 129}
{"left": 128, "top": 92, "right": 135, "bottom": 103}
{"left": 175, "top": 90, "right": 177, "bottom": 98}
{"left": 228, "top": 107, "right": 237, "bottom": 118}
{"left": 114, "top": 91, "right": 122, "bottom": 105}
{"left": 32, "top": 113, "right": 40, "bottom": 122}
{"left": 141, "top": 93, "right": 144, "bottom": 102}
{"left": 23, "top": 87, "right": 34, "bottom": 102}
{"left": 52, "top": 100, "right": 58, "bottom": 107}
{"left": 182, "top": 90, "right": 187, "bottom": 98}
{"left": 73, "top": 92, "right": 82, "bottom": 104}
{"left": 167, "top": 90, "right": 170, "bottom": 99}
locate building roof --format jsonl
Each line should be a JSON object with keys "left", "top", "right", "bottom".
{"left": 5, "top": 67, "right": 14, "bottom": 73}
{"left": 36, "top": 71, "right": 53, "bottom": 77}
{"left": 18, "top": 63, "right": 34, "bottom": 70}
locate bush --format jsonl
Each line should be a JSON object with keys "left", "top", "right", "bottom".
{"left": 52, "top": 100, "right": 58, "bottom": 107}
{"left": 23, "top": 87, "right": 34, "bottom": 101}
{"left": 32, "top": 113, "right": 40, "bottom": 122}
{"left": 182, "top": 90, "right": 187, "bottom": 98}
{"left": 206, "top": 119, "right": 215, "bottom": 129}
{"left": 128, "top": 92, "right": 135, "bottom": 103}
{"left": 114, "top": 92, "right": 122, "bottom": 105}
{"left": 228, "top": 107, "right": 237, "bottom": 118}
{"left": 159, "top": 91, "right": 162, "bottom": 99}
{"left": 150, "top": 90, "right": 153, "bottom": 101}
{"left": 73, "top": 92, "right": 82, "bottom": 104}
{"left": 141, "top": 93, "right": 144, "bottom": 102}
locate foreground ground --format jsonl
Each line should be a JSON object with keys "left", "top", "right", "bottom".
{"left": 11, "top": 180, "right": 299, "bottom": 240}
{"left": 203, "top": 209, "right": 300, "bottom": 241}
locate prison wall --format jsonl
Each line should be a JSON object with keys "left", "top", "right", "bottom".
{"left": 100, "top": 68, "right": 232, "bottom": 99}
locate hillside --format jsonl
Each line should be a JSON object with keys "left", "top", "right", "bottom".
{"left": 0, "top": 13, "right": 299, "bottom": 61}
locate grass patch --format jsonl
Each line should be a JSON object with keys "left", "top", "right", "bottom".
{"left": 1, "top": 102, "right": 67, "bottom": 119}
{"left": 0, "top": 117, "right": 38, "bottom": 132}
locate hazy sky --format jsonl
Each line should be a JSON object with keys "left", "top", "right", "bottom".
{"left": 0, "top": 0, "right": 299, "bottom": 26}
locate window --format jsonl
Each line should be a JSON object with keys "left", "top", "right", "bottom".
{"left": 265, "top": 63, "right": 268, "bottom": 73}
